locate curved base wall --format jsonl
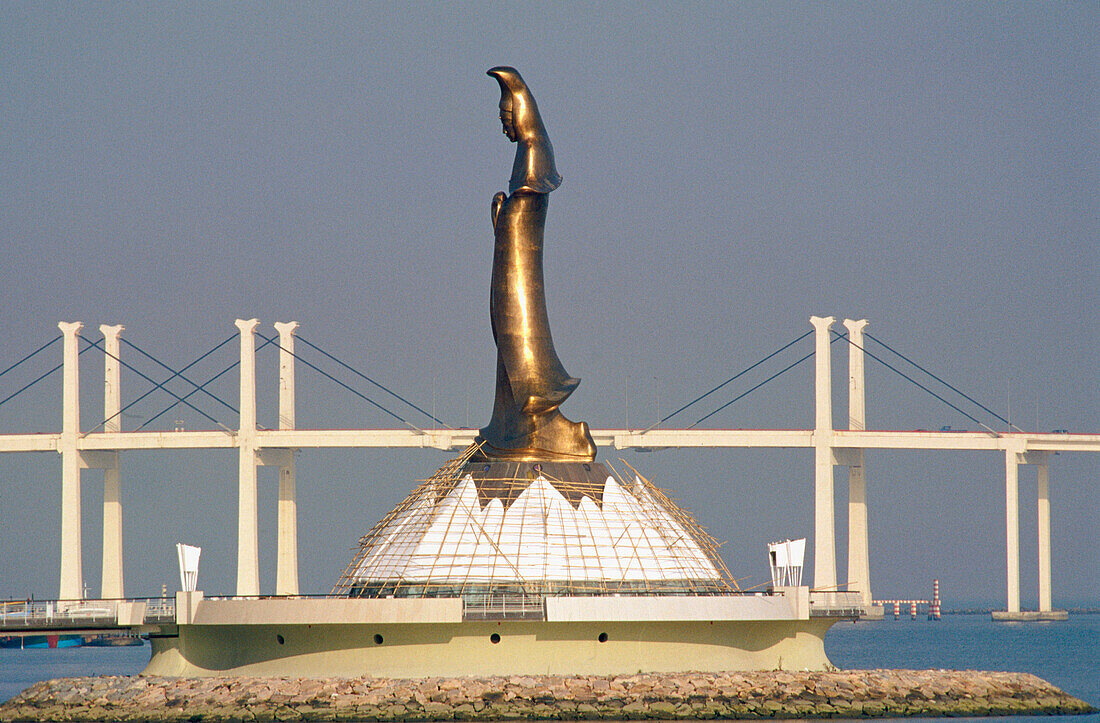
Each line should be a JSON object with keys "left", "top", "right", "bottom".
{"left": 145, "top": 618, "right": 834, "bottom": 678}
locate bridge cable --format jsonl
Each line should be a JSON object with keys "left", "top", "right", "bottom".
{"left": 135, "top": 336, "right": 274, "bottom": 431}
{"left": 88, "top": 333, "right": 238, "bottom": 433}
{"left": 864, "top": 332, "right": 1020, "bottom": 432}
{"left": 833, "top": 332, "right": 998, "bottom": 434}
{"left": 687, "top": 337, "right": 839, "bottom": 428}
{"left": 257, "top": 333, "right": 424, "bottom": 433}
{"left": 296, "top": 335, "right": 449, "bottom": 428}
{"left": 120, "top": 338, "right": 240, "bottom": 417}
{"left": 0, "top": 344, "right": 94, "bottom": 409}
{"left": 0, "top": 336, "right": 61, "bottom": 381}
{"left": 81, "top": 337, "right": 233, "bottom": 432}
{"left": 643, "top": 330, "right": 813, "bottom": 432}
{"left": 136, "top": 336, "right": 275, "bottom": 431}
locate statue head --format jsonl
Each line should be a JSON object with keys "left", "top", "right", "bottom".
{"left": 487, "top": 66, "right": 562, "bottom": 194}
{"left": 488, "top": 66, "right": 541, "bottom": 143}
{"left": 492, "top": 79, "right": 518, "bottom": 142}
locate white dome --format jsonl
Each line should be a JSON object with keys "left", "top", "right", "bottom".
{"left": 341, "top": 470, "right": 726, "bottom": 592}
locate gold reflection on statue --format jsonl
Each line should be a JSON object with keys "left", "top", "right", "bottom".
{"left": 474, "top": 67, "right": 596, "bottom": 462}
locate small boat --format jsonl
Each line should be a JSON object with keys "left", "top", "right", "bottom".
{"left": 0, "top": 634, "right": 83, "bottom": 649}
{"left": 82, "top": 632, "right": 144, "bottom": 647}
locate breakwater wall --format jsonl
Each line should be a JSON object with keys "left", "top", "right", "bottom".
{"left": 1, "top": 669, "right": 1093, "bottom": 721}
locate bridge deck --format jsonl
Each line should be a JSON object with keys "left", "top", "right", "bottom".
{"left": 1, "top": 428, "right": 1097, "bottom": 453}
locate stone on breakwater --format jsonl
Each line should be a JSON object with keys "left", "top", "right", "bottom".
{"left": 0, "top": 669, "right": 1094, "bottom": 722}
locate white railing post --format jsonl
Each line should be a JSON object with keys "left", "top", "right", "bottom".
{"left": 810, "top": 315, "right": 836, "bottom": 591}
{"left": 100, "top": 324, "right": 124, "bottom": 599}
{"left": 235, "top": 318, "right": 261, "bottom": 597}
{"left": 274, "top": 321, "right": 299, "bottom": 596}
{"left": 58, "top": 321, "right": 83, "bottom": 601}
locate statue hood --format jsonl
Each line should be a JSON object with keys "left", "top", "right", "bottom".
{"left": 488, "top": 66, "right": 562, "bottom": 194}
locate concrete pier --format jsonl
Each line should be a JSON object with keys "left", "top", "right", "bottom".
{"left": 234, "top": 318, "right": 261, "bottom": 598}
{"left": 274, "top": 320, "right": 299, "bottom": 597}
{"left": 1037, "top": 461, "right": 1051, "bottom": 612}
{"left": 992, "top": 610, "right": 1069, "bottom": 621}
{"left": 57, "top": 322, "right": 83, "bottom": 601}
{"left": 996, "top": 449, "right": 1064, "bottom": 620}
{"left": 844, "top": 318, "right": 871, "bottom": 607}
{"left": 1004, "top": 449, "right": 1020, "bottom": 613}
{"left": 810, "top": 315, "right": 836, "bottom": 592}
{"left": 99, "top": 324, "right": 124, "bottom": 600}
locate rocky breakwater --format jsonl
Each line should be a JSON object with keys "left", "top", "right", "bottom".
{"left": 1, "top": 669, "right": 1093, "bottom": 721}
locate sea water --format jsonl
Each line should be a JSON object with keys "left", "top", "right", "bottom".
{"left": 1, "top": 613, "right": 1097, "bottom": 721}
{"left": 0, "top": 643, "right": 148, "bottom": 703}
{"left": 825, "top": 613, "right": 1099, "bottom": 722}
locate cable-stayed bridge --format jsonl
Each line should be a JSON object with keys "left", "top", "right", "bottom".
{"left": 1, "top": 317, "right": 1096, "bottom": 623}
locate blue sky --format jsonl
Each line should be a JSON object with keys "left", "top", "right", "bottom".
{"left": 0, "top": 3, "right": 1096, "bottom": 607}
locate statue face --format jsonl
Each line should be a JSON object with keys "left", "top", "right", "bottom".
{"left": 498, "top": 101, "right": 517, "bottom": 142}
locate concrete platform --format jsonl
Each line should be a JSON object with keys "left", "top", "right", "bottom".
{"left": 145, "top": 617, "right": 835, "bottom": 678}
{"left": 992, "top": 610, "right": 1069, "bottom": 622}
{"left": 142, "top": 591, "right": 834, "bottom": 677}
{"left": 859, "top": 604, "right": 886, "bottom": 621}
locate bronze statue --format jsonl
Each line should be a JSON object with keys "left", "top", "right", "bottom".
{"left": 475, "top": 67, "right": 596, "bottom": 462}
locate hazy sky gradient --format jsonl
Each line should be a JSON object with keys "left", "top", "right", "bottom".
{"left": 1, "top": 3, "right": 1096, "bottom": 607}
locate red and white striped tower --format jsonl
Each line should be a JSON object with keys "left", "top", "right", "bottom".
{"left": 930, "top": 579, "right": 942, "bottom": 620}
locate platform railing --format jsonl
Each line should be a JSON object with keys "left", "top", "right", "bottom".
{"left": 462, "top": 592, "right": 545, "bottom": 620}
{"left": 808, "top": 590, "right": 863, "bottom": 618}
{"left": 0, "top": 597, "right": 176, "bottom": 631}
